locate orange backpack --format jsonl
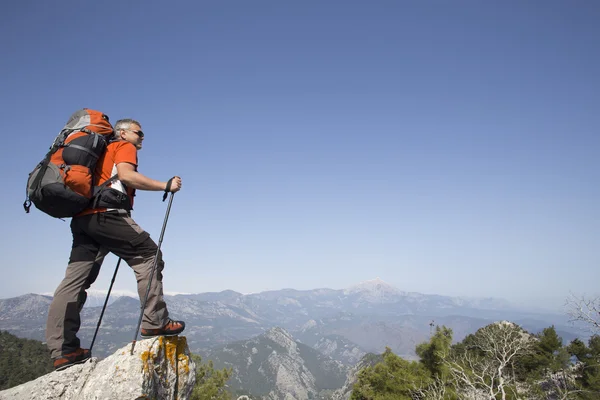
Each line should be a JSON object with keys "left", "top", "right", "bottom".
{"left": 24, "top": 109, "right": 114, "bottom": 218}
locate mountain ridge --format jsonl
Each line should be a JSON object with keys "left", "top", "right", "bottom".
{"left": 0, "top": 280, "right": 581, "bottom": 361}
{"left": 205, "top": 326, "right": 347, "bottom": 399}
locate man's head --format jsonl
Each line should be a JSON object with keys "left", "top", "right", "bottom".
{"left": 114, "top": 119, "right": 144, "bottom": 150}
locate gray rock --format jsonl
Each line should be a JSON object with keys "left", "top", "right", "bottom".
{"left": 0, "top": 336, "right": 196, "bottom": 400}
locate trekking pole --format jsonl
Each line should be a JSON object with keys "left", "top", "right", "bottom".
{"left": 130, "top": 192, "right": 175, "bottom": 355}
{"left": 89, "top": 257, "right": 122, "bottom": 353}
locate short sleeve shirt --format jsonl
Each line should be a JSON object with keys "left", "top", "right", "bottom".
{"left": 77, "top": 141, "right": 138, "bottom": 216}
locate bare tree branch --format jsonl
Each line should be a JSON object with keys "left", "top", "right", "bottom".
{"left": 444, "top": 321, "right": 534, "bottom": 400}
{"left": 565, "top": 293, "right": 600, "bottom": 334}
{"left": 411, "top": 375, "right": 447, "bottom": 400}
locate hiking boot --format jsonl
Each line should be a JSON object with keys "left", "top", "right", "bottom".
{"left": 53, "top": 348, "right": 91, "bottom": 371}
{"left": 140, "top": 319, "right": 185, "bottom": 337}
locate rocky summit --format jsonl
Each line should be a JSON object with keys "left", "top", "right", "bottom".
{"left": 0, "top": 336, "right": 196, "bottom": 400}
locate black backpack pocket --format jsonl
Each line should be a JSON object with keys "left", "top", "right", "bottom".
{"left": 92, "top": 187, "right": 132, "bottom": 210}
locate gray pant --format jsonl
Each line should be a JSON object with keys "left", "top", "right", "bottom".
{"left": 46, "top": 211, "right": 169, "bottom": 359}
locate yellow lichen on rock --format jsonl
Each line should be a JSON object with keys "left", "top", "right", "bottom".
{"left": 163, "top": 337, "right": 179, "bottom": 367}
{"left": 140, "top": 350, "right": 153, "bottom": 373}
{"left": 177, "top": 338, "right": 191, "bottom": 375}
{"left": 176, "top": 337, "right": 187, "bottom": 355}
{"left": 139, "top": 336, "right": 192, "bottom": 386}
{"left": 161, "top": 336, "right": 191, "bottom": 375}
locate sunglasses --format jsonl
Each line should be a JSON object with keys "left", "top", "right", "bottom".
{"left": 125, "top": 128, "right": 144, "bottom": 138}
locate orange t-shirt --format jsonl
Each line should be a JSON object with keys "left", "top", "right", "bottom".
{"left": 77, "top": 141, "right": 138, "bottom": 216}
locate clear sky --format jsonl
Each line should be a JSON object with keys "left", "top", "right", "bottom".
{"left": 1, "top": 1, "right": 598, "bottom": 311}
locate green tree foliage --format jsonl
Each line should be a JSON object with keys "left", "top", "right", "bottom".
{"left": 0, "top": 330, "right": 53, "bottom": 390}
{"left": 350, "top": 322, "right": 600, "bottom": 400}
{"left": 414, "top": 326, "right": 457, "bottom": 399}
{"left": 568, "top": 338, "right": 588, "bottom": 361}
{"left": 539, "top": 326, "right": 562, "bottom": 356}
{"left": 517, "top": 325, "right": 565, "bottom": 380}
{"left": 350, "top": 347, "right": 432, "bottom": 400}
{"left": 189, "top": 354, "right": 232, "bottom": 400}
{"left": 568, "top": 335, "right": 600, "bottom": 399}
{"left": 416, "top": 326, "right": 453, "bottom": 379}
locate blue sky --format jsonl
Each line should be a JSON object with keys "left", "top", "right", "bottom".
{"left": 1, "top": 1, "right": 598, "bottom": 310}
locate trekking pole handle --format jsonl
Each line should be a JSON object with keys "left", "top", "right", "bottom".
{"left": 163, "top": 176, "right": 179, "bottom": 202}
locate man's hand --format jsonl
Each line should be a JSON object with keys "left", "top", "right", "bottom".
{"left": 166, "top": 176, "right": 182, "bottom": 193}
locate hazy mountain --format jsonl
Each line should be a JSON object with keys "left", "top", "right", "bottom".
{"left": 204, "top": 327, "right": 347, "bottom": 400}
{"left": 0, "top": 294, "right": 51, "bottom": 341}
{"left": 80, "top": 289, "right": 138, "bottom": 308}
{"left": 0, "top": 279, "right": 583, "bottom": 362}
{"left": 311, "top": 333, "right": 366, "bottom": 365}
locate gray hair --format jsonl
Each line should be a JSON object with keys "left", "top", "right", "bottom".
{"left": 114, "top": 118, "right": 142, "bottom": 140}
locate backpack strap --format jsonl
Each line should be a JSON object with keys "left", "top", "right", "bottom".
{"left": 79, "top": 128, "right": 104, "bottom": 148}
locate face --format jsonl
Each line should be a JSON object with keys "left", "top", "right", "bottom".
{"left": 119, "top": 123, "right": 144, "bottom": 150}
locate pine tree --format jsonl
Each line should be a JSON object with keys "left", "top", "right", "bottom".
{"left": 350, "top": 347, "right": 431, "bottom": 400}
{"left": 189, "top": 354, "right": 232, "bottom": 400}
{"left": 568, "top": 335, "right": 600, "bottom": 399}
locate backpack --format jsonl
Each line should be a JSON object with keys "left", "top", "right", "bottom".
{"left": 24, "top": 109, "right": 115, "bottom": 218}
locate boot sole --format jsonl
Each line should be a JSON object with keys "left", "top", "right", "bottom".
{"left": 55, "top": 356, "right": 91, "bottom": 371}
{"left": 140, "top": 332, "right": 183, "bottom": 338}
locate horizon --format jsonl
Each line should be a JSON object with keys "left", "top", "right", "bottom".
{"left": 1, "top": 2, "right": 599, "bottom": 312}
{"left": 1, "top": 277, "right": 571, "bottom": 314}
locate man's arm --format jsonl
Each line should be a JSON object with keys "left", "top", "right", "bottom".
{"left": 116, "top": 162, "right": 181, "bottom": 192}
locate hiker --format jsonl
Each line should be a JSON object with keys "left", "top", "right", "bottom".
{"left": 45, "top": 118, "right": 185, "bottom": 371}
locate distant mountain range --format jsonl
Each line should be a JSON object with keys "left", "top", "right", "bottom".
{"left": 0, "top": 278, "right": 581, "bottom": 357}
{"left": 0, "top": 278, "right": 585, "bottom": 398}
